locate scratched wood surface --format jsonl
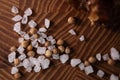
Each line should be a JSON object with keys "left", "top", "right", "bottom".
{"left": 0, "top": 0, "right": 120, "bottom": 80}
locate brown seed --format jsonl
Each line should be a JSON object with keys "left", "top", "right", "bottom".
{"left": 107, "top": 59, "right": 115, "bottom": 65}
{"left": 84, "top": 61, "right": 90, "bottom": 66}
{"left": 45, "top": 41, "right": 50, "bottom": 47}
{"left": 21, "top": 40, "right": 29, "bottom": 48}
{"left": 68, "top": 17, "right": 76, "bottom": 24}
{"left": 65, "top": 47, "right": 71, "bottom": 54}
{"left": 29, "top": 28, "right": 37, "bottom": 35}
{"left": 33, "top": 34, "right": 39, "bottom": 39}
{"left": 52, "top": 48, "right": 59, "bottom": 54}
{"left": 58, "top": 46, "right": 65, "bottom": 53}
{"left": 14, "top": 58, "right": 20, "bottom": 66}
{"left": 10, "top": 46, "right": 17, "bottom": 52}
{"left": 45, "top": 50, "right": 52, "bottom": 57}
{"left": 88, "top": 56, "right": 96, "bottom": 63}
{"left": 27, "top": 51, "right": 35, "bottom": 57}
{"left": 14, "top": 72, "right": 21, "bottom": 79}
{"left": 27, "top": 45, "right": 33, "bottom": 51}
{"left": 57, "top": 39, "right": 64, "bottom": 45}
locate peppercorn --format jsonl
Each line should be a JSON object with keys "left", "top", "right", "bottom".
{"left": 45, "top": 50, "right": 52, "bottom": 57}
{"left": 57, "top": 39, "right": 64, "bottom": 45}
{"left": 21, "top": 40, "right": 29, "bottom": 48}
{"left": 14, "top": 72, "right": 21, "bottom": 79}
{"left": 14, "top": 58, "right": 20, "bottom": 66}
{"left": 84, "top": 61, "right": 90, "bottom": 66}
{"left": 58, "top": 46, "right": 65, "bottom": 53}
{"left": 52, "top": 48, "right": 59, "bottom": 54}
{"left": 10, "top": 46, "right": 17, "bottom": 52}
{"left": 107, "top": 59, "right": 115, "bottom": 65}
{"left": 27, "top": 51, "right": 35, "bottom": 57}
{"left": 29, "top": 28, "right": 37, "bottom": 34}
{"left": 68, "top": 17, "right": 76, "bottom": 24}
{"left": 88, "top": 56, "right": 96, "bottom": 63}
{"left": 65, "top": 47, "right": 71, "bottom": 54}
{"left": 27, "top": 45, "right": 33, "bottom": 51}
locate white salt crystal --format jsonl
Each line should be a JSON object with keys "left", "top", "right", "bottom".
{"left": 38, "top": 32, "right": 47, "bottom": 38}
{"left": 31, "top": 39, "right": 38, "bottom": 48}
{"left": 23, "top": 34, "right": 30, "bottom": 40}
{"left": 78, "top": 63, "right": 85, "bottom": 71}
{"left": 84, "top": 65, "right": 94, "bottom": 75}
{"left": 28, "top": 20, "right": 37, "bottom": 28}
{"left": 96, "top": 53, "right": 101, "bottom": 61}
{"left": 37, "top": 47, "right": 46, "bottom": 54}
{"left": 34, "top": 66, "right": 41, "bottom": 72}
{"left": 69, "top": 29, "right": 76, "bottom": 35}
{"left": 50, "top": 39, "right": 56, "bottom": 45}
{"left": 45, "top": 18, "right": 50, "bottom": 28}
{"left": 97, "top": 70, "right": 104, "bottom": 78}
{"left": 18, "top": 31, "right": 26, "bottom": 37}
{"left": 8, "top": 52, "right": 16, "bottom": 63}
{"left": 70, "top": 59, "right": 81, "bottom": 67}
{"left": 11, "top": 67, "right": 18, "bottom": 74}
{"left": 38, "top": 37, "right": 45, "bottom": 44}
{"left": 110, "top": 47, "right": 120, "bottom": 60}
{"left": 60, "top": 54, "right": 69, "bottom": 64}
{"left": 26, "top": 66, "right": 32, "bottom": 72}
{"left": 102, "top": 54, "right": 109, "bottom": 61}
{"left": 23, "top": 59, "right": 30, "bottom": 68}
{"left": 31, "top": 58, "right": 40, "bottom": 66}
{"left": 46, "top": 36, "right": 53, "bottom": 41}
{"left": 79, "top": 35, "right": 85, "bottom": 42}
{"left": 18, "top": 53, "right": 26, "bottom": 61}
{"left": 41, "top": 59, "right": 50, "bottom": 69}
{"left": 37, "top": 55, "right": 45, "bottom": 63}
{"left": 21, "top": 15, "right": 28, "bottom": 24}
{"left": 24, "top": 8, "right": 32, "bottom": 16}
{"left": 12, "top": 15, "right": 22, "bottom": 22}
{"left": 18, "top": 37, "right": 24, "bottom": 43}
{"left": 39, "top": 28, "right": 47, "bottom": 33}
{"left": 110, "top": 74, "right": 119, "bottom": 80}
{"left": 13, "top": 22, "right": 21, "bottom": 33}
{"left": 48, "top": 45, "right": 55, "bottom": 51}
{"left": 11, "top": 6, "right": 19, "bottom": 14}
{"left": 17, "top": 46, "right": 24, "bottom": 54}
{"left": 52, "top": 54, "right": 59, "bottom": 60}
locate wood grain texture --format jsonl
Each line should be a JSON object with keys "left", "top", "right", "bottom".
{"left": 0, "top": 0, "right": 120, "bottom": 80}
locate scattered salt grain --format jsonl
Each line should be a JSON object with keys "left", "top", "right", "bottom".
{"left": 60, "top": 54, "right": 69, "bottom": 64}
{"left": 22, "top": 59, "right": 30, "bottom": 68}
{"left": 31, "top": 39, "right": 38, "bottom": 48}
{"left": 102, "top": 53, "right": 109, "bottom": 61}
{"left": 78, "top": 63, "right": 85, "bottom": 71}
{"left": 37, "top": 47, "right": 46, "bottom": 54}
{"left": 45, "top": 18, "right": 50, "bottom": 28}
{"left": 52, "top": 54, "right": 59, "bottom": 60}
{"left": 11, "top": 6, "right": 19, "bottom": 14}
{"left": 17, "top": 46, "right": 24, "bottom": 54}
{"left": 84, "top": 65, "right": 94, "bottom": 75}
{"left": 12, "top": 15, "right": 22, "bottom": 22}
{"left": 110, "top": 74, "right": 119, "bottom": 80}
{"left": 18, "top": 53, "right": 26, "bottom": 61}
{"left": 38, "top": 32, "right": 47, "bottom": 38}
{"left": 8, "top": 52, "right": 16, "bottom": 63}
{"left": 21, "top": 15, "right": 28, "bottom": 24}
{"left": 38, "top": 37, "right": 45, "bottom": 44}
{"left": 28, "top": 20, "right": 37, "bottom": 28}
{"left": 97, "top": 70, "right": 104, "bottom": 78}
{"left": 24, "top": 8, "right": 32, "bottom": 16}
{"left": 23, "top": 34, "right": 30, "bottom": 40}
{"left": 41, "top": 59, "right": 50, "bottom": 69}
{"left": 96, "top": 53, "right": 101, "bottom": 61}
{"left": 48, "top": 45, "right": 55, "bottom": 51}
{"left": 69, "top": 29, "right": 76, "bottom": 35}
{"left": 11, "top": 67, "right": 18, "bottom": 74}
{"left": 110, "top": 47, "right": 120, "bottom": 60}
{"left": 46, "top": 36, "right": 53, "bottom": 41}
{"left": 79, "top": 35, "right": 85, "bottom": 42}
{"left": 50, "top": 39, "right": 56, "bottom": 45}
{"left": 13, "top": 22, "right": 21, "bottom": 33}
{"left": 70, "top": 59, "right": 81, "bottom": 67}
{"left": 37, "top": 56, "right": 45, "bottom": 63}
{"left": 34, "top": 66, "right": 41, "bottom": 72}
{"left": 39, "top": 28, "right": 47, "bottom": 33}
{"left": 18, "top": 31, "right": 26, "bottom": 37}
{"left": 26, "top": 66, "right": 32, "bottom": 72}
{"left": 18, "top": 37, "right": 24, "bottom": 43}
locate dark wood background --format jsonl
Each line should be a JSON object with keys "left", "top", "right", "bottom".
{"left": 0, "top": 0, "right": 120, "bottom": 80}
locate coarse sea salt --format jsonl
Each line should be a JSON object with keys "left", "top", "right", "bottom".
{"left": 37, "top": 55, "right": 45, "bottom": 63}
{"left": 52, "top": 54, "right": 59, "bottom": 60}
{"left": 41, "top": 59, "right": 50, "bottom": 69}
{"left": 110, "top": 74, "right": 119, "bottom": 80}
{"left": 38, "top": 37, "right": 45, "bottom": 44}
{"left": 79, "top": 35, "right": 85, "bottom": 42}
{"left": 11, "top": 67, "right": 18, "bottom": 74}
{"left": 23, "top": 34, "right": 30, "bottom": 40}
{"left": 12, "top": 15, "right": 22, "bottom": 22}
{"left": 70, "top": 59, "right": 81, "bottom": 67}
{"left": 18, "top": 53, "right": 26, "bottom": 61}
{"left": 102, "top": 53, "right": 110, "bottom": 61}
{"left": 37, "top": 47, "right": 46, "bottom": 54}
{"left": 17, "top": 46, "right": 24, "bottom": 54}
{"left": 34, "top": 66, "right": 41, "bottom": 72}
{"left": 24, "top": 8, "right": 32, "bottom": 16}
{"left": 68, "top": 29, "right": 76, "bottom": 35}
{"left": 110, "top": 47, "right": 120, "bottom": 60}
{"left": 13, "top": 22, "right": 21, "bottom": 33}
{"left": 60, "top": 54, "right": 69, "bottom": 64}
{"left": 11, "top": 6, "right": 19, "bottom": 14}
{"left": 45, "top": 18, "right": 50, "bottom": 29}
{"left": 28, "top": 20, "right": 37, "bottom": 28}
{"left": 97, "top": 70, "right": 104, "bottom": 78}
{"left": 8, "top": 51, "right": 16, "bottom": 63}
{"left": 84, "top": 65, "right": 94, "bottom": 75}
{"left": 96, "top": 53, "right": 101, "bottom": 61}
{"left": 18, "top": 37, "right": 24, "bottom": 43}
{"left": 39, "top": 27, "right": 47, "bottom": 33}
{"left": 78, "top": 63, "right": 85, "bottom": 71}
{"left": 21, "top": 15, "right": 28, "bottom": 24}
{"left": 22, "top": 59, "right": 30, "bottom": 68}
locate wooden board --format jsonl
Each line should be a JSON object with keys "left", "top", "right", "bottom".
{"left": 0, "top": 0, "right": 120, "bottom": 80}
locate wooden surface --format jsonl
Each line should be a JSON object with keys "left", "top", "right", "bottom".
{"left": 0, "top": 0, "right": 120, "bottom": 80}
